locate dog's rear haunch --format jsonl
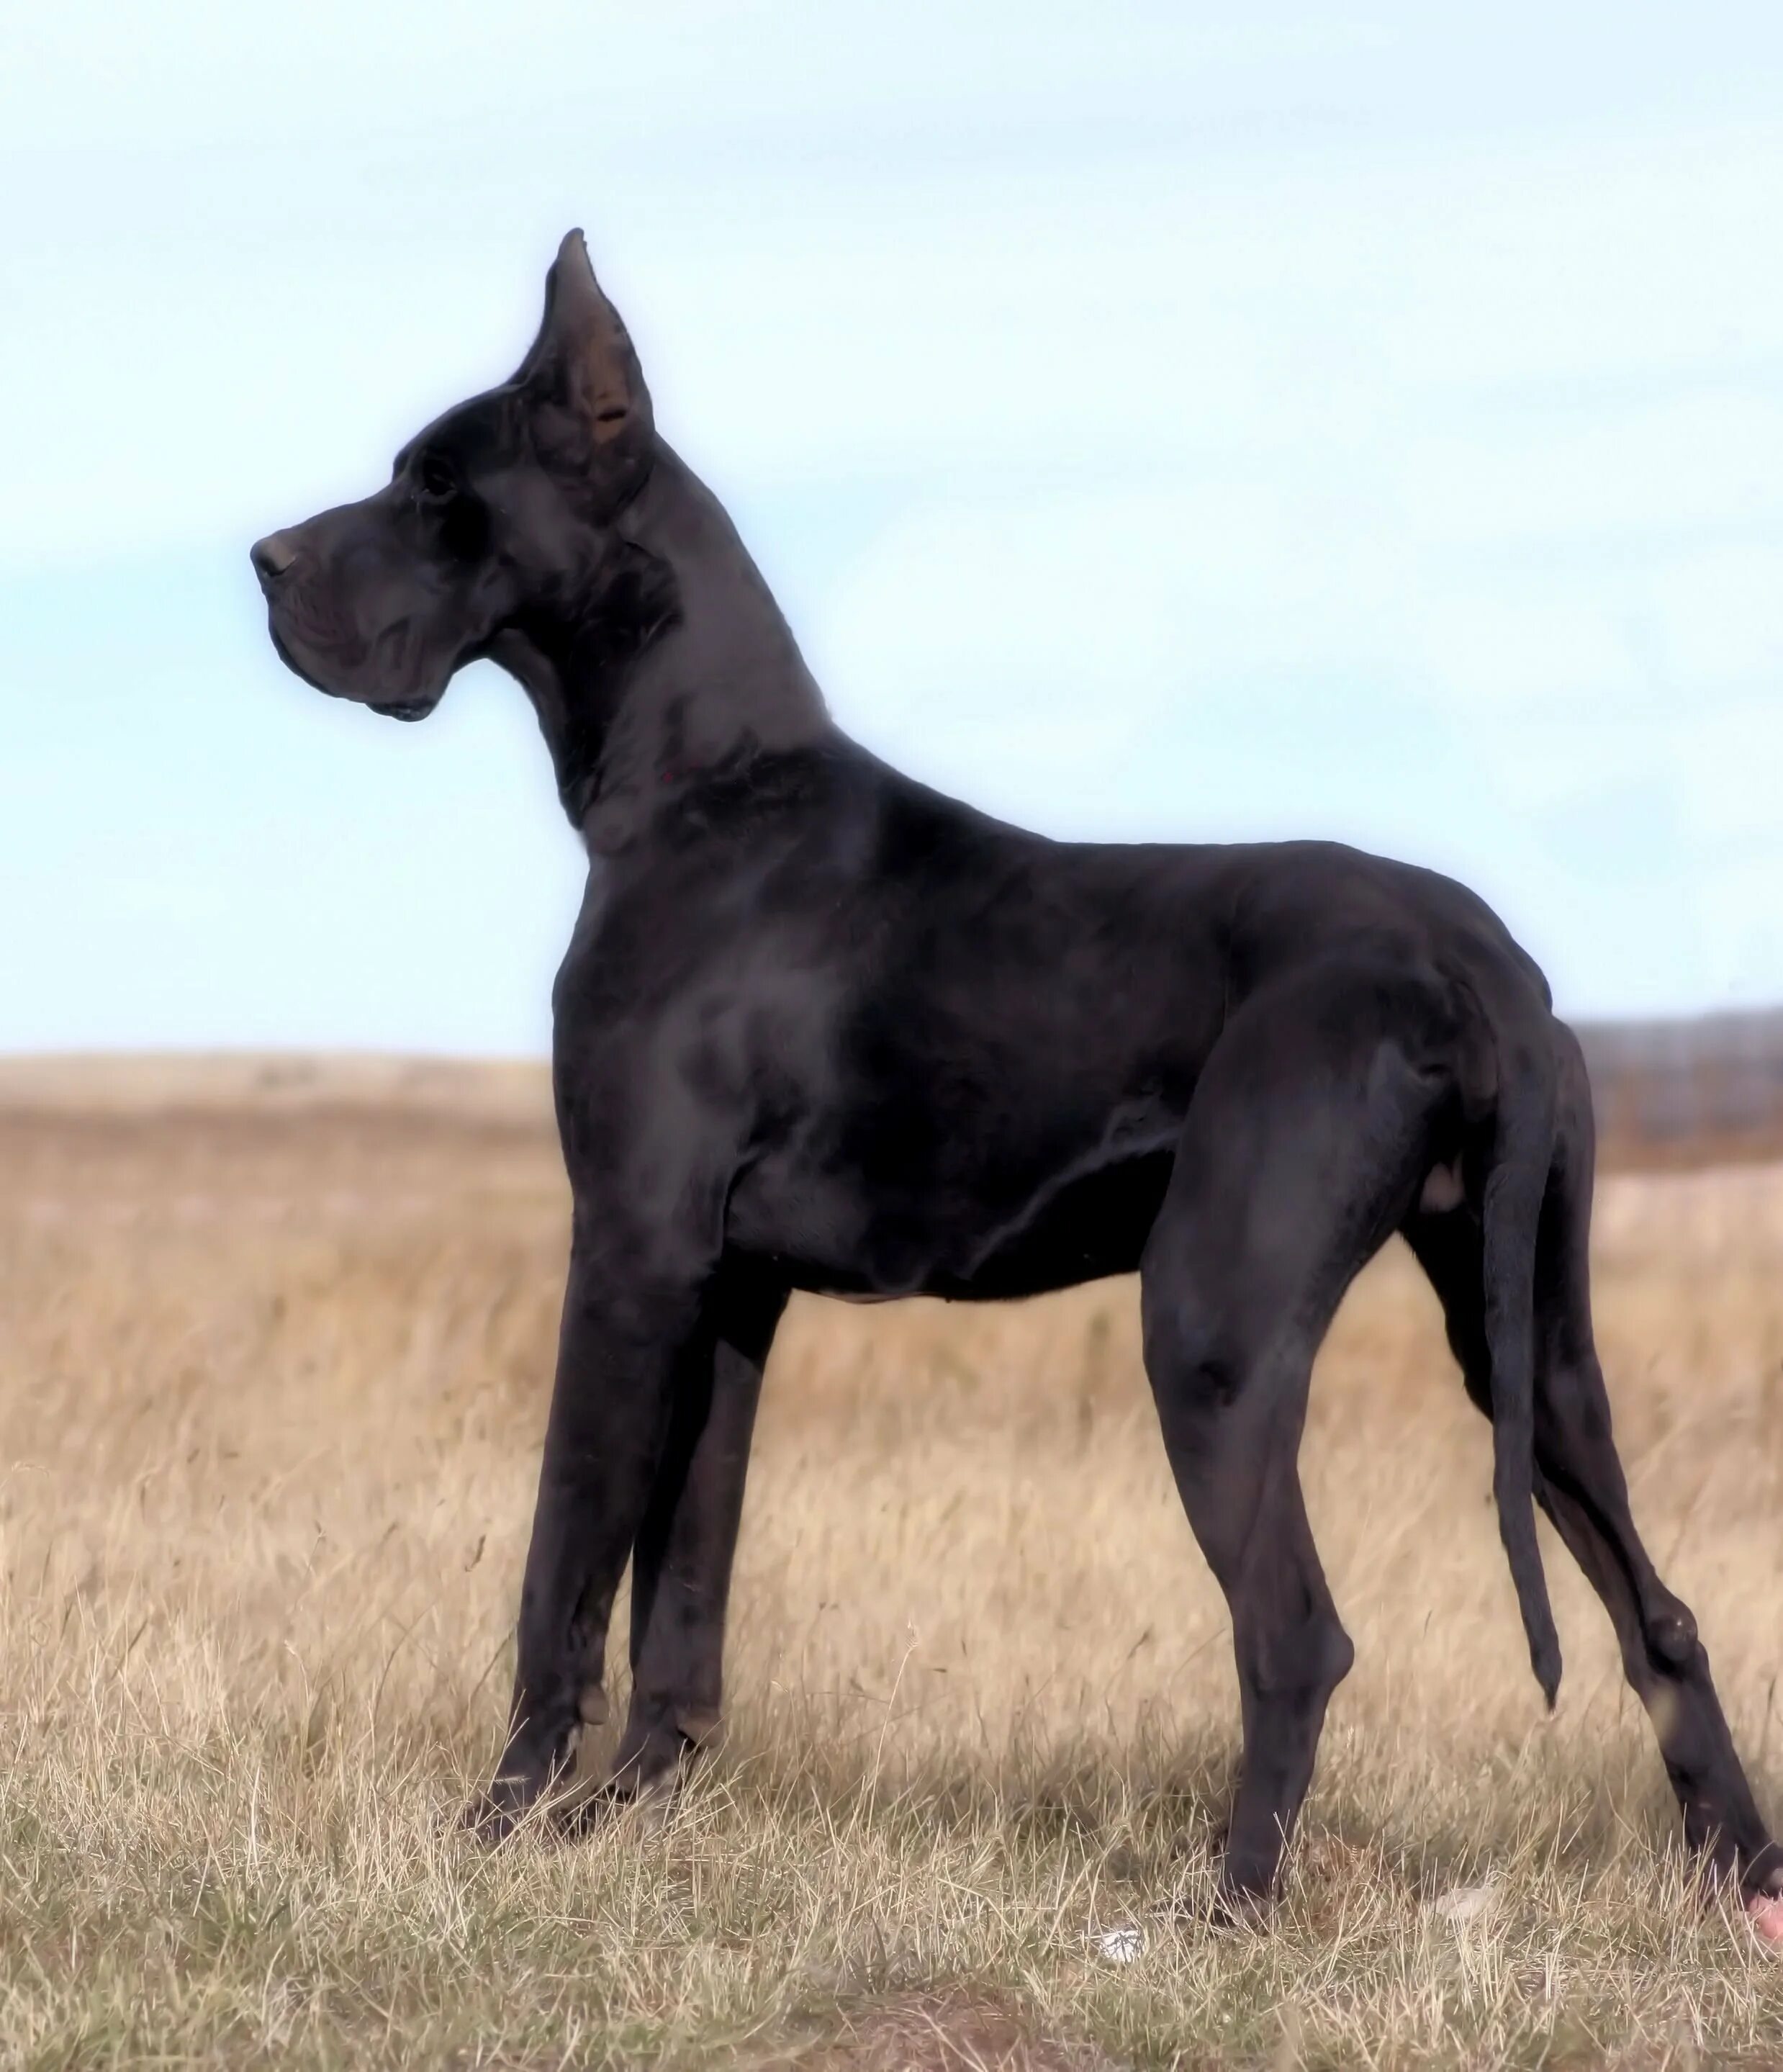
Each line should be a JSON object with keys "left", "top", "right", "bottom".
{"left": 253, "top": 230, "right": 1782, "bottom": 1919}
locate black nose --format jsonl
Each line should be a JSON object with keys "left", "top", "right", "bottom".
{"left": 251, "top": 532, "right": 299, "bottom": 585}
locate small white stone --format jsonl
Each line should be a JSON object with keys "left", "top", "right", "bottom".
{"left": 1094, "top": 1924, "right": 1144, "bottom": 1963}
{"left": 1432, "top": 1883, "right": 1496, "bottom": 1923}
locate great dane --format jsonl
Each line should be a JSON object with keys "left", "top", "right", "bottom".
{"left": 252, "top": 230, "right": 1782, "bottom": 1918}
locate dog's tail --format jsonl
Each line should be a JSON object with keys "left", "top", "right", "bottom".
{"left": 1477, "top": 981, "right": 1563, "bottom": 1707}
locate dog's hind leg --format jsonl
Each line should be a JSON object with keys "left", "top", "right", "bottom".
{"left": 605, "top": 1260, "right": 785, "bottom": 1801}
{"left": 1140, "top": 963, "right": 1453, "bottom": 1907}
{"left": 1406, "top": 1019, "right": 1782, "bottom": 1909}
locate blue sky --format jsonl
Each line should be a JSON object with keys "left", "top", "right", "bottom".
{"left": 5, "top": 1, "right": 1783, "bottom": 1051}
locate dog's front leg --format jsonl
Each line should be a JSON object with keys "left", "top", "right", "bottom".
{"left": 608, "top": 1261, "right": 787, "bottom": 1800}
{"left": 471, "top": 1223, "right": 707, "bottom": 1837}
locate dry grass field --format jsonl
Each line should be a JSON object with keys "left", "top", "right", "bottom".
{"left": 2, "top": 1060, "right": 1783, "bottom": 2068}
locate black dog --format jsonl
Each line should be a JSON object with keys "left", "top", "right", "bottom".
{"left": 253, "top": 230, "right": 1781, "bottom": 1914}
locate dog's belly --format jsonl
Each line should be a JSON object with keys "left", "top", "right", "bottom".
{"left": 730, "top": 1140, "right": 1181, "bottom": 1303}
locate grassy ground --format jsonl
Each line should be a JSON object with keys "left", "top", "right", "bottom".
{"left": 1, "top": 1081, "right": 1782, "bottom": 2066}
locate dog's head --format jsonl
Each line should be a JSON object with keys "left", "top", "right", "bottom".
{"left": 252, "top": 230, "right": 655, "bottom": 720}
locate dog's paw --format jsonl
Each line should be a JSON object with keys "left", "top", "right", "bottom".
{"left": 456, "top": 1777, "right": 559, "bottom": 1847}
{"left": 1743, "top": 1848, "right": 1783, "bottom": 1948}
{"left": 455, "top": 1791, "right": 522, "bottom": 1846}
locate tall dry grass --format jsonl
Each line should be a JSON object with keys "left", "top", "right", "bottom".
{"left": 1, "top": 1089, "right": 1782, "bottom": 2066}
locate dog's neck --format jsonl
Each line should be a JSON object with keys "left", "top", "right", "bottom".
{"left": 489, "top": 443, "right": 830, "bottom": 850}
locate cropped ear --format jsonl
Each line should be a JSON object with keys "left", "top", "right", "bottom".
{"left": 518, "top": 230, "right": 655, "bottom": 498}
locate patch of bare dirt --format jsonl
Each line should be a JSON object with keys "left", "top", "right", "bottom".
{"left": 777, "top": 1990, "right": 1119, "bottom": 2072}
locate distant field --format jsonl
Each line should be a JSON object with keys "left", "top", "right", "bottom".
{"left": 7, "top": 1006, "right": 1782, "bottom": 1163}
{"left": 1, "top": 1060, "right": 1782, "bottom": 2066}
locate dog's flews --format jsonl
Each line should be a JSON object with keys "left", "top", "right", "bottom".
{"left": 253, "top": 230, "right": 1782, "bottom": 1919}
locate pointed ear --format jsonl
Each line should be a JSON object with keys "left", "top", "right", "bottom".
{"left": 519, "top": 230, "right": 654, "bottom": 460}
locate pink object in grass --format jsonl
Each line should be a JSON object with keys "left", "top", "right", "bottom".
{"left": 1746, "top": 1893, "right": 1783, "bottom": 1947}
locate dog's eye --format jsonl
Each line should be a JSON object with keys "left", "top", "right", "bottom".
{"left": 415, "top": 454, "right": 458, "bottom": 501}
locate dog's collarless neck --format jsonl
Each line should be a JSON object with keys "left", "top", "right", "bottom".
{"left": 493, "top": 445, "right": 830, "bottom": 849}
